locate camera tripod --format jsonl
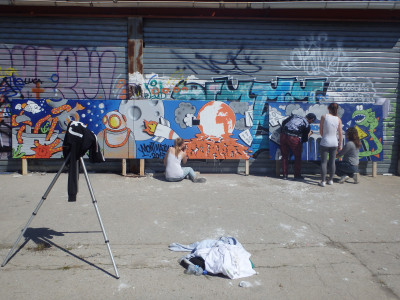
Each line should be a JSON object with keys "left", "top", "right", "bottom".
{"left": 1, "top": 153, "right": 120, "bottom": 279}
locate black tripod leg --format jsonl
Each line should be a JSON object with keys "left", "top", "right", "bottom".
{"left": 1, "top": 154, "right": 70, "bottom": 267}
{"left": 80, "top": 157, "right": 120, "bottom": 279}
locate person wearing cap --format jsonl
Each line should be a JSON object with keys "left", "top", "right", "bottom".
{"left": 318, "top": 103, "right": 343, "bottom": 187}
{"left": 280, "top": 112, "right": 316, "bottom": 180}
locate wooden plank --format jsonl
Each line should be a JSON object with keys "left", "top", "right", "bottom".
{"left": 21, "top": 159, "right": 28, "bottom": 175}
{"left": 372, "top": 161, "right": 377, "bottom": 177}
{"left": 140, "top": 159, "right": 145, "bottom": 176}
{"left": 245, "top": 159, "right": 249, "bottom": 176}
{"left": 122, "top": 159, "right": 127, "bottom": 176}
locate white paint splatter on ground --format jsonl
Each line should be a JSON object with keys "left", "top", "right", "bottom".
{"left": 168, "top": 184, "right": 183, "bottom": 189}
{"left": 213, "top": 228, "right": 226, "bottom": 237}
{"left": 239, "top": 281, "right": 252, "bottom": 287}
{"left": 280, "top": 223, "right": 292, "bottom": 231}
{"left": 117, "top": 283, "right": 131, "bottom": 291}
{"left": 280, "top": 223, "right": 310, "bottom": 240}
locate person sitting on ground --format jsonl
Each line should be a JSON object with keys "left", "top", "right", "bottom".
{"left": 335, "top": 127, "right": 360, "bottom": 184}
{"left": 164, "top": 137, "right": 206, "bottom": 183}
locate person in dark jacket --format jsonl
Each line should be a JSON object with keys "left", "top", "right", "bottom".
{"left": 63, "top": 121, "right": 104, "bottom": 202}
{"left": 280, "top": 113, "right": 316, "bottom": 180}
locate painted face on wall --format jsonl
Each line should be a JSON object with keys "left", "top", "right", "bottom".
{"left": 102, "top": 110, "right": 127, "bottom": 131}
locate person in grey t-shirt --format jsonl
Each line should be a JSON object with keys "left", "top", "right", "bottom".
{"left": 336, "top": 127, "right": 361, "bottom": 183}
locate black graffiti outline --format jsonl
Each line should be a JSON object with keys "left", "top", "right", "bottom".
{"left": 172, "top": 48, "right": 263, "bottom": 76}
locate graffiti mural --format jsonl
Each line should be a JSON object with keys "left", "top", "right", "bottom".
{"left": 136, "top": 100, "right": 253, "bottom": 159}
{"left": 11, "top": 99, "right": 254, "bottom": 160}
{"left": 281, "top": 33, "right": 377, "bottom": 103}
{"left": 1, "top": 43, "right": 127, "bottom": 159}
{"left": 11, "top": 99, "right": 123, "bottom": 159}
{"left": 0, "top": 44, "right": 127, "bottom": 100}
{"left": 268, "top": 102, "right": 384, "bottom": 161}
{"left": 5, "top": 29, "right": 397, "bottom": 165}
{"left": 138, "top": 75, "right": 329, "bottom": 103}
{"left": 0, "top": 94, "right": 11, "bottom": 159}
{"left": 133, "top": 75, "right": 331, "bottom": 157}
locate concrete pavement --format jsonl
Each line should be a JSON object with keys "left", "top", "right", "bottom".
{"left": 0, "top": 171, "right": 399, "bottom": 299}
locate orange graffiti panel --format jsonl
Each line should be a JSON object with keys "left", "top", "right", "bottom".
{"left": 186, "top": 134, "right": 250, "bottom": 160}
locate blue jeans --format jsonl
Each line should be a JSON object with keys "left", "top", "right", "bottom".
{"left": 166, "top": 167, "right": 196, "bottom": 182}
{"left": 336, "top": 161, "right": 358, "bottom": 178}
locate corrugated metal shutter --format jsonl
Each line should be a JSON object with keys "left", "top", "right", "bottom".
{"left": 143, "top": 19, "right": 400, "bottom": 175}
{"left": 0, "top": 17, "right": 128, "bottom": 170}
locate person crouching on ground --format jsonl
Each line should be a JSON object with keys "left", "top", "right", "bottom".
{"left": 335, "top": 127, "right": 360, "bottom": 184}
{"left": 280, "top": 113, "right": 316, "bottom": 180}
{"left": 164, "top": 137, "right": 206, "bottom": 183}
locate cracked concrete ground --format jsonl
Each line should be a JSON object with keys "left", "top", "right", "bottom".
{"left": 0, "top": 172, "right": 399, "bottom": 300}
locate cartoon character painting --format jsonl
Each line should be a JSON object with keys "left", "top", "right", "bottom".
{"left": 268, "top": 102, "right": 383, "bottom": 162}
{"left": 352, "top": 106, "right": 382, "bottom": 159}
{"left": 97, "top": 110, "right": 136, "bottom": 158}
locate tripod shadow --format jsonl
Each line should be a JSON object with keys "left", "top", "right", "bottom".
{"left": 24, "top": 227, "right": 64, "bottom": 247}
{"left": 5, "top": 227, "right": 63, "bottom": 262}
{"left": 9, "top": 227, "right": 118, "bottom": 279}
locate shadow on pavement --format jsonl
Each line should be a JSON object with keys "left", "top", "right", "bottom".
{"left": 5, "top": 227, "right": 117, "bottom": 279}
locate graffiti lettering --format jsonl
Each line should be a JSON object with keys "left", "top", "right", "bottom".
{"left": 138, "top": 142, "right": 169, "bottom": 158}
{"left": 187, "top": 135, "right": 250, "bottom": 160}
{"left": 24, "top": 78, "right": 43, "bottom": 85}
{"left": 172, "top": 48, "right": 263, "bottom": 75}
{"left": 0, "top": 67, "right": 18, "bottom": 77}
{"left": 281, "top": 33, "right": 352, "bottom": 77}
{"left": 143, "top": 77, "right": 189, "bottom": 100}
{"left": 282, "top": 33, "right": 376, "bottom": 103}
{"left": 169, "top": 77, "right": 328, "bottom": 103}
{"left": 0, "top": 75, "right": 25, "bottom": 98}
{"left": 114, "top": 78, "right": 127, "bottom": 100}
{"left": 0, "top": 44, "right": 124, "bottom": 100}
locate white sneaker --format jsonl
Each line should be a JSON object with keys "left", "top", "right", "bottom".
{"left": 339, "top": 175, "right": 349, "bottom": 184}
{"left": 318, "top": 181, "right": 326, "bottom": 187}
{"left": 353, "top": 173, "right": 360, "bottom": 184}
{"left": 327, "top": 180, "right": 333, "bottom": 185}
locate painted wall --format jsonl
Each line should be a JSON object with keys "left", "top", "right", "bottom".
{"left": 268, "top": 102, "right": 384, "bottom": 161}
{"left": 138, "top": 19, "right": 399, "bottom": 173}
{"left": 1, "top": 18, "right": 399, "bottom": 174}
{"left": 0, "top": 44, "right": 127, "bottom": 160}
{"left": 0, "top": 17, "right": 128, "bottom": 161}
{"left": 0, "top": 45, "right": 126, "bottom": 100}
{"left": 10, "top": 99, "right": 384, "bottom": 162}
{"left": 11, "top": 99, "right": 253, "bottom": 160}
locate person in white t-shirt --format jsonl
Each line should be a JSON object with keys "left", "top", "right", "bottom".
{"left": 163, "top": 138, "right": 206, "bottom": 183}
{"left": 318, "top": 103, "right": 343, "bottom": 187}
